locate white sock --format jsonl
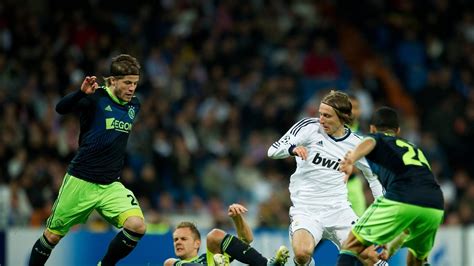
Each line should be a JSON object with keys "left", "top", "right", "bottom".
{"left": 374, "top": 259, "right": 389, "bottom": 266}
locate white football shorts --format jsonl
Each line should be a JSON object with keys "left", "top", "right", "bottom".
{"left": 288, "top": 203, "right": 358, "bottom": 249}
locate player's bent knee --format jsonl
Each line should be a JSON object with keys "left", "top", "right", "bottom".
{"left": 123, "top": 216, "right": 147, "bottom": 235}
{"left": 294, "top": 249, "right": 312, "bottom": 265}
{"left": 406, "top": 249, "right": 425, "bottom": 266}
{"left": 293, "top": 241, "right": 314, "bottom": 257}
{"left": 294, "top": 254, "right": 312, "bottom": 265}
{"left": 207, "top": 228, "right": 226, "bottom": 253}
{"left": 44, "top": 229, "right": 63, "bottom": 245}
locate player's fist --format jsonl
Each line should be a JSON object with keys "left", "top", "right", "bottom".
{"left": 291, "top": 145, "right": 309, "bottom": 160}
{"left": 81, "top": 76, "right": 99, "bottom": 94}
{"left": 228, "top": 203, "right": 247, "bottom": 217}
{"left": 339, "top": 150, "right": 354, "bottom": 183}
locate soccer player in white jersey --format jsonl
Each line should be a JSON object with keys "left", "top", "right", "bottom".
{"left": 267, "top": 90, "right": 383, "bottom": 266}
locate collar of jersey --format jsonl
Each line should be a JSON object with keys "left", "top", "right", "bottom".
{"left": 329, "top": 126, "right": 351, "bottom": 142}
{"left": 104, "top": 86, "right": 128, "bottom": 106}
{"left": 182, "top": 255, "right": 200, "bottom": 262}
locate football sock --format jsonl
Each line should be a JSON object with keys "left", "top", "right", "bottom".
{"left": 221, "top": 234, "right": 268, "bottom": 265}
{"left": 100, "top": 228, "right": 144, "bottom": 265}
{"left": 374, "top": 259, "right": 389, "bottom": 265}
{"left": 336, "top": 253, "right": 364, "bottom": 266}
{"left": 29, "top": 234, "right": 57, "bottom": 266}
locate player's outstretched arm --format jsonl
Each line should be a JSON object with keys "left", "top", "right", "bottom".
{"left": 268, "top": 118, "right": 314, "bottom": 159}
{"left": 228, "top": 203, "right": 253, "bottom": 244}
{"left": 55, "top": 76, "right": 99, "bottom": 114}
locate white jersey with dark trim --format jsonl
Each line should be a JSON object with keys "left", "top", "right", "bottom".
{"left": 268, "top": 117, "right": 383, "bottom": 208}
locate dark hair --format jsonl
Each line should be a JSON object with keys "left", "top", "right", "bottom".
{"left": 175, "top": 221, "right": 201, "bottom": 240}
{"left": 370, "top": 106, "right": 399, "bottom": 131}
{"left": 109, "top": 54, "right": 140, "bottom": 76}
{"left": 321, "top": 90, "right": 353, "bottom": 124}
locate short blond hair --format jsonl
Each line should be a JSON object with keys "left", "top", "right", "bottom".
{"left": 175, "top": 221, "right": 201, "bottom": 240}
{"left": 104, "top": 54, "right": 140, "bottom": 87}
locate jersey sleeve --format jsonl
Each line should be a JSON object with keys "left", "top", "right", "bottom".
{"left": 364, "top": 134, "right": 382, "bottom": 162}
{"left": 55, "top": 89, "right": 93, "bottom": 114}
{"left": 355, "top": 154, "right": 384, "bottom": 200}
{"left": 267, "top": 118, "right": 316, "bottom": 159}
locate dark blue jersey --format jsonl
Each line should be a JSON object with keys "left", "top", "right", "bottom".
{"left": 365, "top": 133, "right": 444, "bottom": 210}
{"left": 56, "top": 87, "right": 140, "bottom": 184}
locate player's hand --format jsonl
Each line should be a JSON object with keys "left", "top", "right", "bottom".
{"left": 228, "top": 203, "right": 247, "bottom": 218}
{"left": 360, "top": 244, "right": 388, "bottom": 265}
{"left": 360, "top": 244, "right": 379, "bottom": 264}
{"left": 339, "top": 150, "right": 354, "bottom": 183}
{"left": 292, "top": 146, "right": 308, "bottom": 160}
{"left": 378, "top": 248, "right": 389, "bottom": 261}
{"left": 81, "top": 76, "right": 99, "bottom": 94}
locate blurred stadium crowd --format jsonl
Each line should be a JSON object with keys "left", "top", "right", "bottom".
{"left": 1, "top": 0, "right": 474, "bottom": 232}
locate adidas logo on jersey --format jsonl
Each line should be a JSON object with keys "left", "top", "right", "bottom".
{"left": 105, "top": 105, "right": 112, "bottom": 111}
{"left": 316, "top": 140, "right": 323, "bottom": 146}
{"left": 312, "top": 153, "right": 341, "bottom": 170}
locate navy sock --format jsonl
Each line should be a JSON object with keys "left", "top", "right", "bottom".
{"left": 100, "top": 228, "right": 143, "bottom": 266}
{"left": 221, "top": 234, "right": 268, "bottom": 266}
{"left": 336, "top": 253, "right": 363, "bottom": 266}
{"left": 29, "top": 234, "right": 56, "bottom": 266}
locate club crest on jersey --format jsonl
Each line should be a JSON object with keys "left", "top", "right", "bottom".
{"left": 312, "top": 153, "right": 341, "bottom": 170}
{"left": 51, "top": 219, "right": 64, "bottom": 228}
{"left": 128, "top": 106, "right": 135, "bottom": 119}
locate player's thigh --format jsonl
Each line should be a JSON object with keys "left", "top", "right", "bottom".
{"left": 353, "top": 197, "right": 410, "bottom": 245}
{"left": 325, "top": 206, "right": 358, "bottom": 249}
{"left": 95, "top": 181, "right": 144, "bottom": 228}
{"left": 403, "top": 207, "right": 444, "bottom": 260}
{"left": 289, "top": 210, "right": 322, "bottom": 253}
{"left": 47, "top": 173, "right": 98, "bottom": 235}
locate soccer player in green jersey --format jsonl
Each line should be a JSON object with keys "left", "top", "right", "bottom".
{"left": 164, "top": 203, "right": 290, "bottom": 266}
{"left": 336, "top": 107, "right": 444, "bottom": 266}
{"left": 28, "top": 54, "right": 146, "bottom": 266}
{"left": 347, "top": 94, "right": 368, "bottom": 217}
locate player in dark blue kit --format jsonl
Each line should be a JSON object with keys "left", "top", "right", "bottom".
{"left": 28, "top": 54, "right": 146, "bottom": 266}
{"left": 336, "top": 107, "right": 444, "bottom": 266}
